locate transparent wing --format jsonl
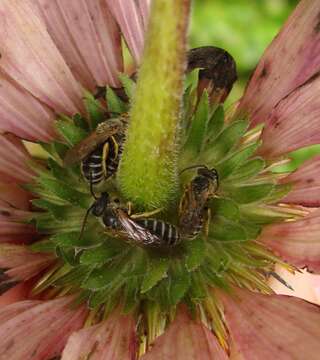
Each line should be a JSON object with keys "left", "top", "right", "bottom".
{"left": 117, "top": 210, "right": 161, "bottom": 246}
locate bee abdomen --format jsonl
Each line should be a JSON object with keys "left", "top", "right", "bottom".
{"left": 137, "top": 219, "right": 181, "bottom": 247}
{"left": 81, "top": 146, "right": 104, "bottom": 184}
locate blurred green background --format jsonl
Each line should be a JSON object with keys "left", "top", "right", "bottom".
{"left": 190, "top": 0, "right": 320, "bottom": 171}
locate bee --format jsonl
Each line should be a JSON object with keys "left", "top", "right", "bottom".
{"left": 179, "top": 165, "right": 219, "bottom": 239}
{"left": 80, "top": 192, "right": 181, "bottom": 248}
{"left": 63, "top": 116, "right": 127, "bottom": 185}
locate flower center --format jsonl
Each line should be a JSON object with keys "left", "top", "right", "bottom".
{"left": 27, "top": 75, "right": 298, "bottom": 349}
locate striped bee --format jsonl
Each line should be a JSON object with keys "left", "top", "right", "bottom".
{"left": 63, "top": 116, "right": 127, "bottom": 185}
{"left": 179, "top": 165, "right": 219, "bottom": 239}
{"left": 81, "top": 192, "right": 180, "bottom": 247}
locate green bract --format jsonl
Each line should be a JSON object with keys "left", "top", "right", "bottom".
{"left": 28, "top": 74, "right": 295, "bottom": 345}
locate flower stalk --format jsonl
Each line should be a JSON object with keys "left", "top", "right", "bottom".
{"left": 118, "top": 0, "right": 191, "bottom": 209}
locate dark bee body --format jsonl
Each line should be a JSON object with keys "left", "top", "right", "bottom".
{"left": 63, "top": 116, "right": 127, "bottom": 185}
{"left": 81, "top": 132, "right": 125, "bottom": 184}
{"left": 135, "top": 218, "right": 180, "bottom": 247}
{"left": 179, "top": 166, "right": 219, "bottom": 239}
{"left": 86, "top": 193, "right": 180, "bottom": 247}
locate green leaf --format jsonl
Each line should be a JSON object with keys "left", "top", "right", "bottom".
{"left": 123, "top": 277, "right": 140, "bottom": 313}
{"left": 32, "top": 199, "right": 69, "bottom": 221}
{"left": 264, "top": 183, "right": 292, "bottom": 204}
{"left": 202, "top": 120, "right": 249, "bottom": 163}
{"left": 54, "top": 265, "right": 90, "bottom": 286}
{"left": 56, "top": 246, "right": 78, "bottom": 266}
{"left": 38, "top": 177, "right": 89, "bottom": 208}
{"left": 183, "top": 91, "right": 209, "bottom": 154}
{"left": 141, "top": 257, "right": 169, "bottom": 293}
{"left": 56, "top": 117, "right": 88, "bottom": 146}
{"left": 106, "top": 87, "right": 127, "bottom": 114}
{"left": 189, "top": 272, "right": 207, "bottom": 301}
{"left": 184, "top": 237, "right": 206, "bottom": 271}
{"left": 51, "top": 231, "right": 100, "bottom": 249}
{"left": 216, "top": 142, "right": 260, "bottom": 179}
{"left": 82, "top": 252, "right": 131, "bottom": 290}
{"left": 206, "top": 105, "right": 224, "bottom": 142}
{"left": 209, "top": 197, "right": 240, "bottom": 220}
{"left": 227, "top": 183, "right": 274, "bottom": 204}
{"left": 119, "top": 73, "right": 135, "bottom": 99}
{"left": 240, "top": 204, "right": 294, "bottom": 224}
{"left": 209, "top": 216, "right": 247, "bottom": 241}
{"left": 167, "top": 262, "right": 190, "bottom": 305}
{"left": 73, "top": 113, "right": 89, "bottom": 131}
{"left": 84, "top": 91, "right": 105, "bottom": 128}
{"left": 226, "top": 157, "right": 265, "bottom": 183}
{"left": 29, "top": 239, "right": 55, "bottom": 253}
{"left": 48, "top": 158, "right": 74, "bottom": 183}
{"left": 80, "top": 241, "right": 125, "bottom": 265}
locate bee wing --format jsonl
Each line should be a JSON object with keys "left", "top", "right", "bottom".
{"left": 117, "top": 210, "right": 161, "bottom": 246}
{"left": 63, "top": 118, "right": 124, "bottom": 167}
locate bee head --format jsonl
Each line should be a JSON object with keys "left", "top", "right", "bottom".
{"left": 91, "top": 192, "right": 110, "bottom": 217}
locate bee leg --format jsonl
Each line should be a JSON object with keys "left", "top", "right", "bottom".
{"left": 131, "top": 207, "right": 163, "bottom": 219}
{"left": 204, "top": 207, "right": 211, "bottom": 238}
{"left": 126, "top": 202, "right": 133, "bottom": 216}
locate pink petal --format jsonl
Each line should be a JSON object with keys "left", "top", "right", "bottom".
{"left": 0, "top": 296, "right": 88, "bottom": 359}
{"left": 62, "top": 309, "right": 137, "bottom": 360}
{"left": 0, "top": 134, "right": 35, "bottom": 183}
{"left": 259, "top": 209, "right": 320, "bottom": 272}
{"left": 137, "top": 0, "right": 151, "bottom": 30}
{"left": 220, "top": 287, "right": 320, "bottom": 360}
{"left": 142, "top": 306, "right": 227, "bottom": 360}
{"left": 0, "top": 244, "right": 54, "bottom": 281}
{"left": 269, "top": 266, "right": 320, "bottom": 305}
{"left": 0, "top": 299, "right": 42, "bottom": 323}
{"left": 0, "top": 72, "right": 56, "bottom": 141}
{"left": 0, "top": 183, "right": 31, "bottom": 210}
{"left": 238, "top": 0, "right": 320, "bottom": 127}
{"left": 0, "top": 281, "right": 33, "bottom": 307}
{"left": 280, "top": 155, "right": 320, "bottom": 206}
{"left": 0, "top": 0, "right": 84, "bottom": 114}
{"left": 259, "top": 75, "right": 320, "bottom": 158}
{"left": 106, "top": 0, "right": 145, "bottom": 63}
{"left": 36, "top": 0, "right": 123, "bottom": 90}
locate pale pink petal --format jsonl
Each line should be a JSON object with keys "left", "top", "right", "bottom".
{"left": 0, "top": 296, "right": 87, "bottom": 359}
{"left": 106, "top": 0, "right": 145, "bottom": 63}
{"left": 0, "top": 134, "right": 35, "bottom": 183}
{"left": 259, "top": 75, "right": 320, "bottom": 158}
{"left": 137, "top": 0, "right": 151, "bottom": 30}
{"left": 0, "top": 183, "right": 31, "bottom": 210}
{"left": 62, "top": 309, "right": 137, "bottom": 360}
{"left": 238, "top": 0, "right": 320, "bottom": 127}
{"left": 142, "top": 306, "right": 227, "bottom": 360}
{"left": 220, "top": 288, "right": 320, "bottom": 360}
{"left": 0, "top": 72, "right": 56, "bottom": 141}
{"left": 269, "top": 266, "right": 320, "bottom": 305}
{"left": 0, "top": 299, "right": 42, "bottom": 323}
{"left": 36, "top": 0, "right": 123, "bottom": 90}
{"left": 0, "top": 0, "right": 84, "bottom": 114}
{"left": 280, "top": 155, "right": 320, "bottom": 206}
{"left": 259, "top": 209, "right": 320, "bottom": 272}
{"left": 0, "top": 244, "right": 54, "bottom": 281}
{"left": 0, "top": 281, "right": 33, "bottom": 307}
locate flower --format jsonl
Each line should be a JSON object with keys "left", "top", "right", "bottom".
{"left": 0, "top": 0, "right": 319, "bottom": 359}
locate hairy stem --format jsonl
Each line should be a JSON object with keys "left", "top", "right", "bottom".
{"left": 118, "top": 0, "right": 190, "bottom": 209}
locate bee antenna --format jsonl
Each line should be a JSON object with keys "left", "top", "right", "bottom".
{"left": 89, "top": 171, "right": 98, "bottom": 200}
{"left": 179, "top": 164, "right": 207, "bottom": 175}
{"left": 78, "top": 204, "right": 94, "bottom": 243}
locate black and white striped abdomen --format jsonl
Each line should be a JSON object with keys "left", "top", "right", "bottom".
{"left": 136, "top": 218, "right": 181, "bottom": 247}
{"left": 81, "top": 144, "right": 105, "bottom": 184}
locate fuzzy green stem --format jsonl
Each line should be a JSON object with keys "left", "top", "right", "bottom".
{"left": 118, "top": 0, "right": 191, "bottom": 209}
